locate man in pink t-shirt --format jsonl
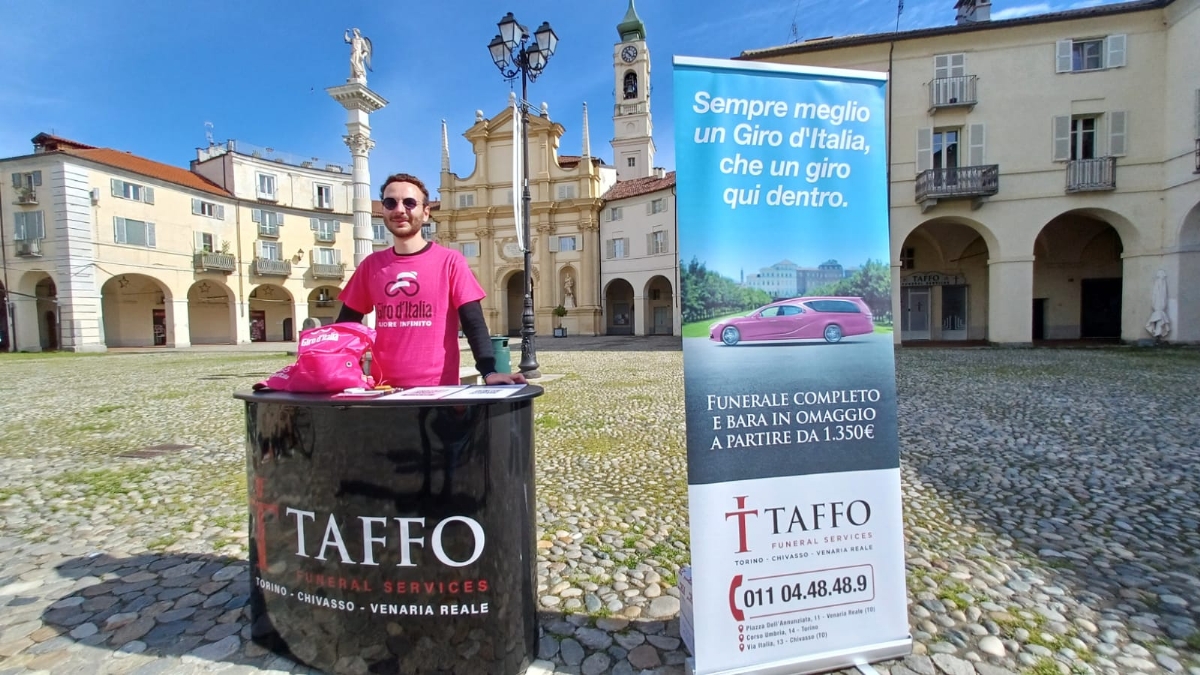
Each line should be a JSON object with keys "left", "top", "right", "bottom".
{"left": 337, "top": 173, "right": 525, "bottom": 388}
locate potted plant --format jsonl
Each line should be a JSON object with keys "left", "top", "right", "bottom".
{"left": 553, "top": 305, "right": 568, "bottom": 337}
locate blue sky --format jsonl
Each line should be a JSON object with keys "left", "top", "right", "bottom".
{"left": 2, "top": 0, "right": 1120, "bottom": 202}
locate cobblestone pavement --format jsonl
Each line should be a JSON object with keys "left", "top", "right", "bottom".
{"left": 0, "top": 343, "right": 1199, "bottom": 675}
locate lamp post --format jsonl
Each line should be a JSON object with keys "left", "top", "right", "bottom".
{"left": 488, "top": 13, "right": 558, "bottom": 379}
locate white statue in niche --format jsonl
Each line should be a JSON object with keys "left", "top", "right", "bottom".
{"left": 563, "top": 274, "right": 576, "bottom": 309}
{"left": 344, "top": 28, "right": 373, "bottom": 82}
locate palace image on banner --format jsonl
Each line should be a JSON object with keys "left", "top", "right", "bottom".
{"left": 673, "top": 56, "right": 910, "bottom": 675}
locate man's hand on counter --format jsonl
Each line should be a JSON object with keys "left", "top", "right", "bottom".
{"left": 483, "top": 372, "right": 527, "bottom": 385}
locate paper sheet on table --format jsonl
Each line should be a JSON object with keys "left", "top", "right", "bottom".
{"left": 377, "top": 386, "right": 470, "bottom": 400}
{"left": 441, "top": 385, "right": 526, "bottom": 400}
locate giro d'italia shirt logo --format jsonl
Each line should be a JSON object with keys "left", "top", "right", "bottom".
{"left": 385, "top": 271, "right": 420, "bottom": 297}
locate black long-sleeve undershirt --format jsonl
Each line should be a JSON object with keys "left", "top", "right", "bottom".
{"left": 335, "top": 300, "right": 496, "bottom": 378}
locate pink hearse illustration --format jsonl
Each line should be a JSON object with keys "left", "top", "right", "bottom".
{"left": 709, "top": 296, "right": 874, "bottom": 345}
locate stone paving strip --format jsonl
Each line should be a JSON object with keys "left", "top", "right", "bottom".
{"left": 0, "top": 345, "right": 1198, "bottom": 674}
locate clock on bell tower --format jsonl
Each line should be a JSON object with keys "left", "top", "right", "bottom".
{"left": 611, "top": 0, "right": 655, "bottom": 181}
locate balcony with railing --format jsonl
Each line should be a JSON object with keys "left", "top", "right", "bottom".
{"left": 915, "top": 165, "right": 999, "bottom": 211}
{"left": 14, "top": 187, "right": 37, "bottom": 205}
{"left": 314, "top": 231, "right": 336, "bottom": 244}
{"left": 14, "top": 239, "right": 42, "bottom": 257}
{"left": 252, "top": 258, "right": 291, "bottom": 276}
{"left": 311, "top": 263, "right": 346, "bottom": 280}
{"left": 1066, "top": 157, "right": 1116, "bottom": 193}
{"left": 614, "top": 101, "right": 646, "bottom": 116}
{"left": 928, "top": 75, "right": 978, "bottom": 110}
{"left": 193, "top": 252, "right": 236, "bottom": 274}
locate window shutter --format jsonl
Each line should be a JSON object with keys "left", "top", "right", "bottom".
{"left": 216, "top": 204, "right": 225, "bottom": 220}
{"left": 192, "top": 198, "right": 201, "bottom": 215}
{"left": 1055, "top": 39, "right": 1073, "bottom": 73}
{"left": 606, "top": 239, "right": 615, "bottom": 259}
{"left": 10, "top": 173, "right": 18, "bottom": 188}
{"left": 1052, "top": 115, "right": 1071, "bottom": 161}
{"left": 1105, "top": 34, "right": 1126, "bottom": 68}
{"left": 111, "top": 178, "right": 121, "bottom": 197}
{"left": 646, "top": 201, "right": 654, "bottom": 215}
{"left": 916, "top": 127, "right": 933, "bottom": 173}
{"left": 114, "top": 217, "right": 126, "bottom": 243}
{"left": 576, "top": 235, "right": 583, "bottom": 252}
{"left": 1196, "top": 89, "right": 1200, "bottom": 138}
{"left": 603, "top": 209, "right": 611, "bottom": 222}
{"left": 1108, "top": 111, "right": 1127, "bottom": 156}
{"left": 147, "top": 223, "right": 156, "bottom": 248}
{"left": 934, "top": 54, "right": 949, "bottom": 79}
{"left": 968, "top": 124, "right": 986, "bottom": 166}
{"left": 13, "top": 213, "right": 25, "bottom": 240}
{"left": 143, "top": 187, "right": 154, "bottom": 204}
{"left": 334, "top": 249, "right": 342, "bottom": 264}
{"left": 34, "top": 212, "right": 45, "bottom": 239}
{"left": 623, "top": 237, "right": 630, "bottom": 257}
{"left": 32, "top": 171, "right": 42, "bottom": 186}
{"left": 252, "top": 208, "right": 262, "bottom": 223}
{"left": 194, "top": 232, "right": 204, "bottom": 251}
{"left": 646, "top": 233, "right": 653, "bottom": 254}
{"left": 276, "top": 212, "right": 283, "bottom": 227}
{"left": 255, "top": 241, "right": 264, "bottom": 258}
{"left": 950, "top": 53, "right": 965, "bottom": 77}
{"left": 549, "top": 235, "right": 559, "bottom": 252}
{"left": 310, "top": 217, "right": 319, "bottom": 231}
{"left": 334, "top": 221, "right": 341, "bottom": 233}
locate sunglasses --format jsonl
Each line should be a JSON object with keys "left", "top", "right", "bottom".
{"left": 382, "top": 197, "right": 424, "bottom": 211}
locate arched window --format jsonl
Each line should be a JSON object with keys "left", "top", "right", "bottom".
{"left": 623, "top": 72, "right": 638, "bottom": 100}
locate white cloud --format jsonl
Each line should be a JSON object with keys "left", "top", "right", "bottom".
{"left": 1068, "top": 0, "right": 1107, "bottom": 8}
{"left": 991, "top": 3, "right": 1052, "bottom": 20}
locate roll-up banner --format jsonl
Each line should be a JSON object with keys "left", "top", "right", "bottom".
{"left": 672, "top": 56, "right": 911, "bottom": 675}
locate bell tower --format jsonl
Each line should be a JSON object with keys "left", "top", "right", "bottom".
{"left": 611, "top": 0, "right": 654, "bottom": 181}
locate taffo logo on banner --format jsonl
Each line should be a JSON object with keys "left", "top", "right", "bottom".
{"left": 673, "top": 56, "right": 911, "bottom": 674}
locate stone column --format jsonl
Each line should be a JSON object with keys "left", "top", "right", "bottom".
{"left": 293, "top": 301, "right": 308, "bottom": 341}
{"left": 633, "top": 294, "right": 647, "bottom": 336}
{"left": 891, "top": 263, "right": 903, "bottom": 346}
{"left": 167, "top": 299, "right": 191, "bottom": 348}
{"left": 326, "top": 83, "right": 388, "bottom": 269}
{"left": 987, "top": 257, "right": 1034, "bottom": 344}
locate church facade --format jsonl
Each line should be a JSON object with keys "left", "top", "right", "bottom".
{"left": 437, "top": 0, "right": 681, "bottom": 338}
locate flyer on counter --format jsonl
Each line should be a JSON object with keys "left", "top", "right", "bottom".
{"left": 378, "top": 386, "right": 469, "bottom": 400}
{"left": 441, "top": 385, "right": 527, "bottom": 400}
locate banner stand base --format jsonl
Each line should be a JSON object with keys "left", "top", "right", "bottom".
{"left": 684, "top": 637, "right": 912, "bottom": 675}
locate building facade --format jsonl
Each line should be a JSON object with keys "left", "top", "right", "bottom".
{"left": 599, "top": 170, "right": 679, "bottom": 335}
{"left": 743, "top": 0, "right": 1200, "bottom": 344}
{"left": 0, "top": 134, "right": 357, "bottom": 351}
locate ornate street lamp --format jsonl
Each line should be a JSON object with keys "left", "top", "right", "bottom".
{"left": 488, "top": 13, "right": 558, "bottom": 378}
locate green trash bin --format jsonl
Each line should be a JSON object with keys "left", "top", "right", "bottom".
{"left": 490, "top": 336, "right": 512, "bottom": 374}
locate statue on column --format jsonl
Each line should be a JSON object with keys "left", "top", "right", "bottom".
{"left": 563, "top": 273, "right": 576, "bottom": 309}
{"left": 344, "top": 28, "right": 373, "bottom": 83}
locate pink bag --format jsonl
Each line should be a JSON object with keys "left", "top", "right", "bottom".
{"left": 255, "top": 323, "right": 377, "bottom": 393}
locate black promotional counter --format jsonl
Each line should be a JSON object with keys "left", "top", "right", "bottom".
{"left": 233, "top": 386, "right": 542, "bottom": 675}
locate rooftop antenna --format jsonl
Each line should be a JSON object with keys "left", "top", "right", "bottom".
{"left": 204, "top": 121, "right": 214, "bottom": 146}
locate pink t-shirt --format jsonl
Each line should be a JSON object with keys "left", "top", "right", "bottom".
{"left": 339, "top": 243, "right": 485, "bottom": 387}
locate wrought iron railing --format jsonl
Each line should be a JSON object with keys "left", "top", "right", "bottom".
{"left": 928, "top": 75, "right": 978, "bottom": 109}
{"left": 311, "top": 263, "right": 345, "bottom": 280}
{"left": 193, "top": 252, "right": 236, "bottom": 273}
{"left": 15, "top": 239, "right": 41, "bottom": 257}
{"left": 14, "top": 187, "right": 37, "bottom": 204}
{"left": 253, "top": 258, "right": 291, "bottom": 276}
{"left": 258, "top": 224, "right": 279, "bottom": 238}
{"left": 314, "top": 231, "right": 336, "bottom": 243}
{"left": 1066, "top": 157, "right": 1116, "bottom": 192}
{"left": 915, "top": 165, "right": 999, "bottom": 202}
